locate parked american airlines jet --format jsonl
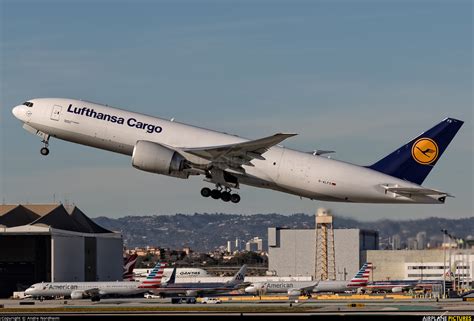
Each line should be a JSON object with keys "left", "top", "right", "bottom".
{"left": 24, "top": 261, "right": 167, "bottom": 301}
{"left": 244, "top": 263, "right": 372, "bottom": 296}
{"left": 12, "top": 98, "right": 463, "bottom": 204}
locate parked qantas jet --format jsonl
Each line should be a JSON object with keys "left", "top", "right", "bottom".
{"left": 12, "top": 98, "right": 463, "bottom": 204}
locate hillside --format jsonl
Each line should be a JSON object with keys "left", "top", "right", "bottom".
{"left": 93, "top": 214, "right": 473, "bottom": 252}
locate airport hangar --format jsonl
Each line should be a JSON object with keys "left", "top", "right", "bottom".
{"left": 0, "top": 204, "right": 123, "bottom": 298}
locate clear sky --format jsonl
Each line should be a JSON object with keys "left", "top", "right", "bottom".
{"left": 0, "top": 0, "right": 472, "bottom": 220}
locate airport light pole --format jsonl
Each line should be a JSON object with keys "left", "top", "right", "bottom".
{"left": 441, "top": 229, "right": 462, "bottom": 294}
{"left": 441, "top": 229, "right": 447, "bottom": 297}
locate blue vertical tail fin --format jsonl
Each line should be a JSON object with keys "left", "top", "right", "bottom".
{"left": 368, "top": 118, "right": 463, "bottom": 185}
{"left": 167, "top": 267, "right": 177, "bottom": 285}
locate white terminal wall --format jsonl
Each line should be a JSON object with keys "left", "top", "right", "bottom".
{"left": 366, "top": 249, "right": 473, "bottom": 282}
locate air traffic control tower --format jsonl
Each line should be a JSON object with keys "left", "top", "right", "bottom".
{"left": 315, "top": 208, "right": 336, "bottom": 281}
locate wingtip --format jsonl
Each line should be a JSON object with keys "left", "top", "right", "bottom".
{"left": 277, "top": 133, "right": 298, "bottom": 137}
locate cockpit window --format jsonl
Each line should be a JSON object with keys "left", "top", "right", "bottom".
{"left": 22, "top": 101, "right": 34, "bottom": 107}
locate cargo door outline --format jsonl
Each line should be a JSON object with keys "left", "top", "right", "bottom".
{"left": 50, "top": 105, "right": 62, "bottom": 121}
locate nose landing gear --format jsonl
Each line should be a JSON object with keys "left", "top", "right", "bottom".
{"left": 40, "top": 139, "right": 50, "bottom": 156}
{"left": 200, "top": 185, "right": 240, "bottom": 203}
{"left": 40, "top": 147, "right": 49, "bottom": 156}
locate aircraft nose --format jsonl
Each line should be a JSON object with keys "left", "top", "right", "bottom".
{"left": 12, "top": 105, "right": 26, "bottom": 120}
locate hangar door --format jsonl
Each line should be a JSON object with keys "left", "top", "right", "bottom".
{"left": 0, "top": 235, "right": 51, "bottom": 298}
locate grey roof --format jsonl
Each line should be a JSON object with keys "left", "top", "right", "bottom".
{"left": 65, "top": 205, "right": 112, "bottom": 233}
{"left": 0, "top": 205, "right": 39, "bottom": 227}
{"left": 0, "top": 204, "right": 113, "bottom": 234}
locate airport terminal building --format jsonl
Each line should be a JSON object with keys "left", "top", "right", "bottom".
{"left": 0, "top": 204, "right": 123, "bottom": 298}
{"left": 267, "top": 223, "right": 472, "bottom": 288}
{"left": 366, "top": 249, "right": 473, "bottom": 286}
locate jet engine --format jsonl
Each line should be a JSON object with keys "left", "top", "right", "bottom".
{"left": 185, "top": 290, "right": 198, "bottom": 297}
{"left": 132, "top": 140, "right": 189, "bottom": 179}
{"left": 391, "top": 286, "right": 404, "bottom": 293}
{"left": 70, "top": 290, "right": 85, "bottom": 299}
{"left": 287, "top": 289, "right": 301, "bottom": 296}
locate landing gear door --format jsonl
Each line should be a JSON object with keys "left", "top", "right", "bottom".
{"left": 50, "top": 105, "right": 62, "bottom": 121}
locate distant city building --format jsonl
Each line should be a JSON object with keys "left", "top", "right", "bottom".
{"left": 407, "top": 237, "right": 417, "bottom": 250}
{"left": 392, "top": 234, "right": 401, "bottom": 250}
{"left": 126, "top": 246, "right": 161, "bottom": 257}
{"left": 182, "top": 247, "right": 192, "bottom": 255}
{"left": 235, "top": 238, "right": 244, "bottom": 251}
{"left": 246, "top": 237, "right": 263, "bottom": 252}
{"left": 226, "top": 241, "right": 234, "bottom": 253}
{"left": 416, "top": 232, "right": 427, "bottom": 250}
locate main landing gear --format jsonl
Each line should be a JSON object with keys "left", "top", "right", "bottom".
{"left": 200, "top": 186, "right": 240, "bottom": 203}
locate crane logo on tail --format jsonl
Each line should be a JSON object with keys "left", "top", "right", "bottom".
{"left": 411, "top": 138, "right": 439, "bottom": 165}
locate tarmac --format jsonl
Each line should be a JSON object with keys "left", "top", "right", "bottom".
{"left": 1, "top": 296, "right": 473, "bottom": 316}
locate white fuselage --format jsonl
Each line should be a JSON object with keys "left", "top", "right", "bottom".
{"left": 12, "top": 98, "right": 442, "bottom": 203}
{"left": 245, "top": 280, "right": 355, "bottom": 294}
{"left": 313, "top": 280, "right": 356, "bottom": 293}
{"left": 24, "top": 281, "right": 146, "bottom": 298}
{"left": 245, "top": 281, "right": 317, "bottom": 294}
{"left": 133, "top": 268, "right": 209, "bottom": 282}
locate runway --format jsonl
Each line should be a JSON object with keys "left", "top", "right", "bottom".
{"left": 1, "top": 297, "right": 473, "bottom": 316}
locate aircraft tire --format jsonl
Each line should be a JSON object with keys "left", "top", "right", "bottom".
{"left": 221, "top": 191, "right": 231, "bottom": 202}
{"left": 40, "top": 147, "right": 49, "bottom": 156}
{"left": 200, "top": 187, "right": 211, "bottom": 197}
{"left": 210, "top": 189, "right": 221, "bottom": 199}
{"left": 230, "top": 194, "right": 240, "bottom": 203}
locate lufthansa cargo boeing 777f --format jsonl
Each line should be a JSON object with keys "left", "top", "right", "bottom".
{"left": 12, "top": 98, "right": 463, "bottom": 204}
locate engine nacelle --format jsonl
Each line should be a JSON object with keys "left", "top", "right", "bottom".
{"left": 185, "top": 290, "right": 198, "bottom": 297}
{"left": 70, "top": 290, "right": 85, "bottom": 299}
{"left": 132, "top": 140, "right": 189, "bottom": 179}
{"left": 287, "top": 289, "right": 301, "bottom": 296}
{"left": 392, "top": 286, "right": 404, "bottom": 293}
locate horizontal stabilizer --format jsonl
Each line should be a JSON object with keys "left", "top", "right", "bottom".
{"left": 381, "top": 185, "right": 452, "bottom": 197}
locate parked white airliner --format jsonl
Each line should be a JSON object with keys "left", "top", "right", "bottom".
{"left": 245, "top": 263, "right": 373, "bottom": 296}
{"left": 12, "top": 98, "right": 463, "bottom": 204}
{"left": 24, "top": 262, "right": 167, "bottom": 301}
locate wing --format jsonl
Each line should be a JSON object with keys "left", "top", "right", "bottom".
{"left": 301, "top": 281, "right": 319, "bottom": 292}
{"left": 381, "top": 185, "right": 453, "bottom": 197}
{"left": 288, "top": 282, "right": 318, "bottom": 295}
{"left": 182, "top": 133, "right": 297, "bottom": 172}
{"left": 83, "top": 288, "right": 101, "bottom": 297}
